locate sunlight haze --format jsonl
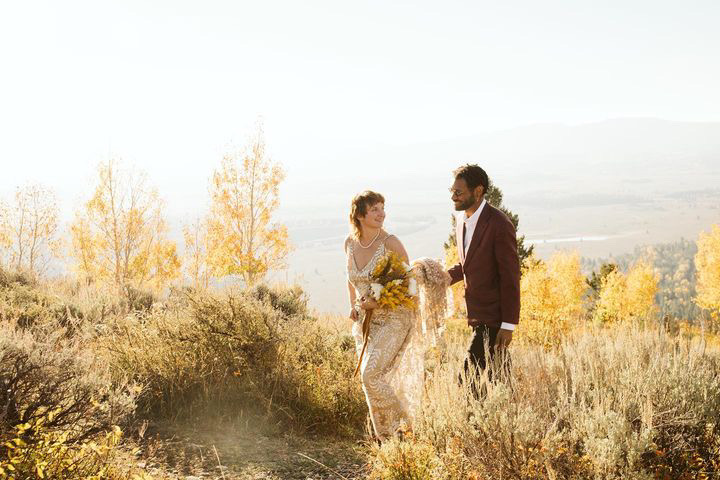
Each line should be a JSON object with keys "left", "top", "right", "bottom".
{"left": 1, "top": 0, "right": 719, "bottom": 311}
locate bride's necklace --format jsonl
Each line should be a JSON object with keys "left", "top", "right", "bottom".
{"left": 358, "top": 230, "right": 381, "bottom": 249}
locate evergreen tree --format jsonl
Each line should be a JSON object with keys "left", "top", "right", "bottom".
{"left": 587, "top": 263, "right": 618, "bottom": 294}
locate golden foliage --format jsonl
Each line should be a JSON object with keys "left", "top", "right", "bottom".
{"left": 0, "top": 208, "right": 7, "bottom": 251}
{"left": 182, "top": 217, "right": 212, "bottom": 290}
{"left": 369, "top": 435, "right": 440, "bottom": 480}
{"left": 0, "top": 184, "right": 60, "bottom": 276}
{"left": 676, "top": 321, "right": 720, "bottom": 350}
{"left": 517, "top": 252, "right": 586, "bottom": 347}
{"left": 206, "top": 123, "right": 291, "bottom": 286}
{"left": 0, "top": 413, "right": 152, "bottom": 480}
{"left": 69, "top": 159, "right": 180, "bottom": 293}
{"left": 695, "top": 224, "right": 720, "bottom": 319}
{"left": 593, "top": 260, "right": 658, "bottom": 324}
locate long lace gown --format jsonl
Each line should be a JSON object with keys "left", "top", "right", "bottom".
{"left": 347, "top": 235, "right": 424, "bottom": 439}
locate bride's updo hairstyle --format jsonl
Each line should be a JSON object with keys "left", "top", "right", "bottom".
{"left": 350, "top": 191, "right": 385, "bottom": 240}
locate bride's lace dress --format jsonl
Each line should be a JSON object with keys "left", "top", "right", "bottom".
{"left": 347, "top": 234, "right": 425, "bottom": 439}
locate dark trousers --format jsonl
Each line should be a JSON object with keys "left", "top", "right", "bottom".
{"left": 460, "top": 325, "right": 511, "bottom": 398}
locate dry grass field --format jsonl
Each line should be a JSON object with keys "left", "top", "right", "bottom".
{"left": 1, "top": 266, "right": 719, "bottom": 479}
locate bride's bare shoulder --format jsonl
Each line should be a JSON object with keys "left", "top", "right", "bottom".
{"left": 384, "top": 234, "right": 409, "bottom": 261}
{"left": 384, "top": 233, "right": 401, "bottom": 246}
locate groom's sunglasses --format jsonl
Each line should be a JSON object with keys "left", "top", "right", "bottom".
{"left": 449, "top": 188, "right": 465, "bottom": 197}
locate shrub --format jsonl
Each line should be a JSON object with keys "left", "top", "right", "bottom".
{"left": 97, "top": 285, "right": 366, "bottom": 434}
{"left": 0, "top": 414, "right": 155, "bottom": 480}
{"left": 0, "top": 283, "right": 87, "bottom": 333}
{"left": 372, "top": 326, "right": 720, "bottom": 479}
{"left": 369, "top": 436, "right": 442, "bottom": 480}
{"left": 249, "top": 283, "right": 308, "bottom": 318}
{"left": 121, "top": 285, "right": 156, "bottom": 313}
{"left": 0, "top": 324, "right": 135, "bottom": 444}
{"left": 0, "top": 265, "right": 34, "bottom": 288}
{"left": 0, "top": 268, "right": 166, "bottom": 335}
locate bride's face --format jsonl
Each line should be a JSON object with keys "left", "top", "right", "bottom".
{"left": 360, "top": 202, "right": 385, "bottom": 230}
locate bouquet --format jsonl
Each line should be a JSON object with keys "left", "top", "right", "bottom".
{"left": 355, "top": 251, "right": 418, "bottom": 375}
{"left": 369, "top": 251, "right": 418, "bottom": 309}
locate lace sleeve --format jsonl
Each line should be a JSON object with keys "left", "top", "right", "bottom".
{"left": 410, "top": 257, "right": 450, "bottom": 348}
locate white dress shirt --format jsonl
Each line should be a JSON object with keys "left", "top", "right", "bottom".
{"left": 461, "top": 199, "right": 516, "bottom": 332}
{"left": 462, "top": 199, "right": 485, "bottom": 256}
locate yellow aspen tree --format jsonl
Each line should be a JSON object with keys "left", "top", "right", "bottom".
{"left": 625, "top": 261, "right": 659, "bottom": 318}
{"left": 593, "top": 270, "right": 624, "bottom": 324}
{"left": 207, "top": 125, "right": 291, "bottom": 287}
{"left": 69, "top": 159, "right": 181, "bottom": 293}
{"left": 0, "top": 202, "right": 11, "bottom": 258}
{"left": 593, "top": 260, "right": 658, "bottom": 324}
{"left": 517, "top": 252, "right": 586, "bottom": 347}
{"left": 0, "top": 184, "right": 61, "bottom": 276}
{"left": 695, "top": 224, "right": 720, "bottom": 320}
{"left": 69, "top": 215, "right": 97, "bottom": 280}
{"left": 182, "top": 218, "right": 212, "bottom": 290}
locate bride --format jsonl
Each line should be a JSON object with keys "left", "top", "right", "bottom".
{"left": 345, "top": 190, "right": 447, "bottom": 440}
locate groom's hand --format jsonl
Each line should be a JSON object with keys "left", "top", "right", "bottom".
{"left": 495, "top": 329, "right": 513, "bottom": 350}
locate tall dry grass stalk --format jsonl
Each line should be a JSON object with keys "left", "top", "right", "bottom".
{"left": 372, "top": 326, "right": 720, "bottom": 479}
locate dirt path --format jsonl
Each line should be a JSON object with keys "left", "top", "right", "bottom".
{"left": 143, "top": 421, "right": 372, "bottom": 480}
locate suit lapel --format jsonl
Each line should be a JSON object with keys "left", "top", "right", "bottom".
{"left": 463, "top": 205, "right": 491, "bottom": 266}
{"left": 456, "top": 214, "right": 465, "bottom": 264}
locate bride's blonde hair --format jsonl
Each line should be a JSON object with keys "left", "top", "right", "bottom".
{"left": 349, "top": 191, "right": 385, "bottom": 240}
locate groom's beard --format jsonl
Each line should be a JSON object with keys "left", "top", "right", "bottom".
{"left": 454, "top": 197, "right": 477, "bottom": 211}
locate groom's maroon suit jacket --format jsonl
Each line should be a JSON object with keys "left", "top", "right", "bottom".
{"left": 447, "top": 203, "right": 521, "bottom": 328}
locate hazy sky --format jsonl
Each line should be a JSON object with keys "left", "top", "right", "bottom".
{"left": 1, "top": 0, "right": 719, "bottom": 220}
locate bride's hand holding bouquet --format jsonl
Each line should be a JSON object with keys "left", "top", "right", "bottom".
{"left": 355, "top": 251, "right": 417, "bottom": 375}
{"left": 367, "top": 251, "right": 418, "bottom": 309}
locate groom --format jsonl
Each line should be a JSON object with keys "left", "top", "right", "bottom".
{"left": 446, "top": 164, "right": 521, "bottom": 390}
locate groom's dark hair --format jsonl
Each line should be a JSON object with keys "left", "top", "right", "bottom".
{"left": 453, "top": 164, "right": 489, "bottom": 194}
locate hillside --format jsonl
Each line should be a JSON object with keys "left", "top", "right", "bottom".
{"left": 1, "top": 267, "right": 719, "bottom": 478}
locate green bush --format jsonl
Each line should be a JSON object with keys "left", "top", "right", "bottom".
{"left": 0, "top": 282, "right": 89, "bottom": 335}
{"left": 0, "top": 265, "right": 34, "bottom": 288}
{"left": 249, "top": 283, "right": 308, "bottom": 318}
{"left": 98, "top": 285, "right": 366, "bottom": 434}
{"left": 0, "top": 324, "right": 135, "bottom": 444}
{"left": 121, "top": 284, "right": 156, "bottom": 313}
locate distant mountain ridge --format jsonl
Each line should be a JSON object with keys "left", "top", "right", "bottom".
{"left": 303, "top": 117, "right": 720, "bottom": 208}
{"left": 281, "top": 118, "right": 720, "bottom": 313}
